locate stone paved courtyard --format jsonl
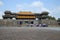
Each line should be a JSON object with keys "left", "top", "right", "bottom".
{"left": 0, "top": 27, "right": 60, "bottom": 40}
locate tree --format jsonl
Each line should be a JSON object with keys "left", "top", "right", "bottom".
{"left": 48, "top": 16, "right": 56, "bottom": 20}
{"left": 57, "top": 18, "right": 60, "bottom": 22}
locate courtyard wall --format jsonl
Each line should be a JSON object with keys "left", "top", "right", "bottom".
{"left": 0, "top": 19, "right": 59, "bottom": 27}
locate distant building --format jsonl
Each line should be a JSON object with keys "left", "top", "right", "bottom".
{"left": 1, "top": 11, "right": 58, "bottom": 27}
{"left": 2, "top": 11, "right": 48, "bottom": 20}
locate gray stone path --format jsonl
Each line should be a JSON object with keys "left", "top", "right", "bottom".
{"left": 0, "top": 27, "right": 60, "bottom": 40}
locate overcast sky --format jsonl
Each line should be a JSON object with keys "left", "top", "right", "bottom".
{"left": 0, "top": 0, "right": 60, "bottom": 19}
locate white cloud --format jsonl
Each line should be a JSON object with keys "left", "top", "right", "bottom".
{"left": 16, "top": 1, "right": 51, "bottom": 13}
{"left": 16, "top": 1, "right": 44, "bottom": 11}
{"left": 30, "top": 1, "right": 51, "bottom": 13}
{"left": 0, "top": 1, "right": 4, "bottom": 6}
{"left": 30, "top": 1, "right": 43, "bottom": 8}
{"left": 51, "top": 6, "right": 60, "bottom": 13}
{"left": 0, "top": 1, "right": 4, "bottom": 19}
{"left": 16, "top": 4, "right": 23, "bottom": 10}
{"left": 0, "top": 11, "right": 4, "bottom": 19}
{"left": 57, "top": 7, "right": 60, "bottom": 11}
{"left": 48, "top": 6, "right": 60, "bottom": 19}
{"left": 41, "top": 8, "right": 51, "bottom": 13}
